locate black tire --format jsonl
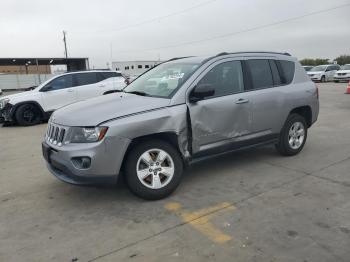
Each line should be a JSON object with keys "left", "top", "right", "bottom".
{"left": 125, "top": 139, "right": 183, "bottom": 200}
{"left": 321, "top": 75, "right": 326, "bottom": 82}
{"left": 275, "top": 114, "right": 308, "bottom": 156}
{"left": 334, "top": 80, "right": 339, "bottom": 83}
{"left": 15, "top": 104, "right": 42, "bottom": 126}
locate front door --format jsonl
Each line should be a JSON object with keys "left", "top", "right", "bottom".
{"left": 41, "top": 74, "right": 76, "bottom": 111}
{"left": 187, "top": 60, "right": 252, "bottom": 155}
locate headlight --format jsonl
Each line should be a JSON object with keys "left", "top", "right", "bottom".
{"left": 70, "top": 127, "right": 108, "bottom": 143}
{"left": 0, "top": 98, "right": 9, "bottom": 109}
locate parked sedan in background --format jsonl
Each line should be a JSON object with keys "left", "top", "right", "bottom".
{"left": 307, "top": 64, "right": 341, "bottom": 82}
{"left": 333, "top": 64, "right": 350, "bottom": 82}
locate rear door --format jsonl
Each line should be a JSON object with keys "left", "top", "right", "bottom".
{"left": 41, "top": 74, "right": 76, "bottom": 111}
{"left": 187, "top": 59, "right": 253, "bottom": 155}
{"left": 244, "top": 59, "right": 289, "bottom": 137}
{"left": 97, "top": 71, "right": 126, "bottom": 91}
{"left": 73, "top": 72, "right": 102, "bottom": 101}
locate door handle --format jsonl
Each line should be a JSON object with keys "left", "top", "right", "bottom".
{"left": 235, "top": 98, "right": 249, "bottom": 104}
{"left": 99, "top": 84, "right": 106, "bottom": 87}
{"left": 66, "top": 89, "right": 73, "bottom": 92}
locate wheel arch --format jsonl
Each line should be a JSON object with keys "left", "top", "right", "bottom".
{"left": 11, "top": 101, "right": 45, "bottom": 121}
{"left": 120, "top": 132, "right": 187, "bottom": 172}
{"left": 289, "top": 106, "right": 312, "bottom": 127}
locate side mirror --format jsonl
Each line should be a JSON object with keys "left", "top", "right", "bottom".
{"left": 189, "top": 83, "right": 215, "bottom": 103}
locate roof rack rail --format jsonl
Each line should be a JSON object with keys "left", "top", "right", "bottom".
{"left": 216, "top": 51, "right": 291, "bottom": 57}
{"left": 167, "top": 56, "right": 194, "bottom": 62}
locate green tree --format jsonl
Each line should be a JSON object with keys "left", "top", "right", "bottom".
{"left": 299, "top": 58, "right": 329, "bottom": 66}
{"left": 335, "top": 55, "right": 350, "bottom": 65}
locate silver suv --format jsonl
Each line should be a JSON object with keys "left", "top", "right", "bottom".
{"left": 42, "top": 52, "right": 319, "bottom": 200}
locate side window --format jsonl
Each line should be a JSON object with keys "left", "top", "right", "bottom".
{"left": 45, "top": 75, "right": 73, "bottom": 91}
{"left": 198, "top": 61, "right": 244, "bottom": 98}
{"left": 277, "top": 60, "right": 295, "bottom": 85}
{"left": 98, "top": 72, "right": 122, "bottom": 81}
{"left": 74, "top": 73, "right": 98, "bottom": 86}
{"left": 246, "top": 59, "right": 273, "bottom": 89}
{"left": 269, "top": 60, "right": 282, "bottom": 86}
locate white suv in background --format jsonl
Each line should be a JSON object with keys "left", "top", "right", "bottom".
{"left": 0, "top": 70, "right": 126, "bottom": 126}
{"left": 333, "top": 64, "right": 350, "bottom": 82}
{"left": 307, "top": 64, "right": 341, "bottom": 82}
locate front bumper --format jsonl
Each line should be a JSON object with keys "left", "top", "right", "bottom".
{"left": 0, "top": 103, "right": 14, "bottom": 122}
{"left": 308, "top": 75, "right": 322, "bottom": 81}
{"left": 333, "top": 76, "right": 350, "bottom": 81}
{"left": 42, "top": 135, "right": 130, "bottom": 185}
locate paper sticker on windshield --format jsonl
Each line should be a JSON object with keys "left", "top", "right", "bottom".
{"left": 161, "top": 73, "right": 184, "bottom": 81}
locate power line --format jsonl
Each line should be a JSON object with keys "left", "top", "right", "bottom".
{"left": 117, "top": 2, "right": 350, "bottom": 54}
{"left": 94, "top": 0, "right": 220, "bottom": 34}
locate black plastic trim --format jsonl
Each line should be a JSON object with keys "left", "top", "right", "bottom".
{"left": 191, "top": 134, "right": 279, "bottom": 161}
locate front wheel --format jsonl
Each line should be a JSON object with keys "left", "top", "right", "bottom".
{"left": 275, "top": 114, "right": 308, "bottom": 156}
{"left": 15, "top": 104, "right": 42, "bottom": 126}
{"left": 321, "top": 75, "right": 326, "bottom": 82}
{"left": 125, "top": 140, "right": 183, "bottom": 200}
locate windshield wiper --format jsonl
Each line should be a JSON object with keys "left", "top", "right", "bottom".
{"left": 125, "top": 91, "right": 149, "bottom": 96}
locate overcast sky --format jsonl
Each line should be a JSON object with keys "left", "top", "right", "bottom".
{"left": 1, "top": 0, "right": 349, "bottom": 68}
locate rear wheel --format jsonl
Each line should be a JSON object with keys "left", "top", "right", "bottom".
{"left": 275, "top": 114, "right": 307, "bottom": 156}
{"left": 125, "top": 140, "right": 183, "bottom": 200}
{"left": 15, "top": 104, "right": 42, "bottom": 126}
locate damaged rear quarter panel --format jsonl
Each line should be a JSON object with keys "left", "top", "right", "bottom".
{"left": 104, "top": 104, "right": 190, "bottom": 158}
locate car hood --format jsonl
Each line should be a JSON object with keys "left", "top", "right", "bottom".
{"left": 336, "top": 70, "right": 350, "bottom": 74}
{"left": 307, "top": 71, "right": 323, "bottom": 75}
{"left": 0, "top": 90, "right": 37, "bottom": 103}
{"left": 51, "top": 92, "right": 171, "bottom": 126}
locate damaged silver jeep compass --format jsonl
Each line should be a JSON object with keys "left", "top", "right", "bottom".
{"left": 42, "top": 52, "right": 319, "bottom": 200}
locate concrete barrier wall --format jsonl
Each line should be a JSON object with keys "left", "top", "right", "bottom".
{"left": 0, "top": 74, "right": 54, "bottom": 90}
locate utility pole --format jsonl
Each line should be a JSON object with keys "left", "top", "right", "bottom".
{"left": 63, "top": 31, "right": 68, "bottom": 59}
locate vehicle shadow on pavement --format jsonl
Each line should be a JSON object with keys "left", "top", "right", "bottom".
{"left": 48, "top": 145, "right": 279, "bottom": 205}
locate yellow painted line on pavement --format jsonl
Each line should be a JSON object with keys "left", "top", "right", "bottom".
{"left": 165, "top": 202, "right": 235, "bottom": 244}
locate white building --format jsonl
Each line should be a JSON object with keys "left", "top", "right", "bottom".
{"left": 112, "top": 60, "right": 161, "bottom": 77}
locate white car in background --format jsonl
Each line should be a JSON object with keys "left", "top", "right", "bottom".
{"left": 302, "top": 65, "right": 313, "bottom": 72}
{"left": 333, "top": 64, "right": 350, "bottom": 82}
{"left": 307, "top": 64, "right": 341, "bottom": 82}
{"left": 0, "top": 70, "right": 126, "bottom": 125}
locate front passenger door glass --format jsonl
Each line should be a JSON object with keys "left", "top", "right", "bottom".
{"left": 197, "top": 61, "right": 244, "bottom": 97}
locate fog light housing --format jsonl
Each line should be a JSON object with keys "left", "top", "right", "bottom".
{"left": 72, "top": 157, "right": 91, "bottom": 169}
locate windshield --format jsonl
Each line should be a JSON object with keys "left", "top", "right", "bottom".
{"left": 310, "top": 65, "right": 327, "bottom": 72}
{"left": 341, "top": 64, "right": 350, "bottom": 70}
{"left": 123, "top": 62, "right": 200, "bottom": 98}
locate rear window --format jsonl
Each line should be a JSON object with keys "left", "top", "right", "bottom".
{"left": 98, "top": 72, "right": 122, "bottom": 81}
{"left": 278, "top": 60, "right": 295, "bottom": 85}
{"left": 269, "top": 60, "right": 282, "bottom": 86}
{"left": 74, "top": 73, "right": 98, "bottom": 86}
{"left": 246, "top": 59, "right": 274, "bottom": 89}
